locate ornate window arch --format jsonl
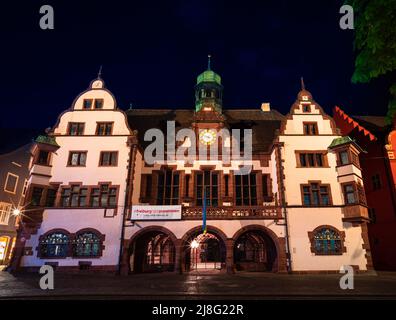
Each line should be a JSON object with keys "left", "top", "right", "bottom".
{"left": 308, "top": 226, "right": 346, "bottom": 255}
{"left": 39, "top": 230, "right": 70, "bottom": 258}
{"left": 72, "top": 229, "right": 105, "bottom": 257}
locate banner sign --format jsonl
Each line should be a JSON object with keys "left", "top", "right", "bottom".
{"left": 131, "top": 205, "right": 182, "bottom": 220}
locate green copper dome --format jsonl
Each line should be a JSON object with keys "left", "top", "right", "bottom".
{"left": 196, "top": 70, "right": 222, "bottom": 85}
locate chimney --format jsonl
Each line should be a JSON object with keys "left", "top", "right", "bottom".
{"left": 261, "top": 102, "right": 270, "bottom": 112}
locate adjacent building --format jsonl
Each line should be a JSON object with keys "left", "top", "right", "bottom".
{"left": 333, "top": 107, "right": 396, "bottom": 270}
{"left": 0, "top": 144, "right": 31, "bottom": 267}
{"left": 12, "top": 64, "right": 372, "bottom": 274}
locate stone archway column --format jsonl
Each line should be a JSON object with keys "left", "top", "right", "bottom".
{"left": 120, "top": 239, "right": 131, "bottom": 276}
{"left": 174, "top": 239, "right": 182, "bottom": 274}
{"left": 226, "top": 239, "right": 234, "bottom": 274}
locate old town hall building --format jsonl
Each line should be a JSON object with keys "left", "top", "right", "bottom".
{"left": 11, "top": 62, "right": 372, "bottom": 274}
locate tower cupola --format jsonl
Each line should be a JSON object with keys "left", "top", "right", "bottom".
{"left": 195, "top": 55, "right": 223, "bottom": 112}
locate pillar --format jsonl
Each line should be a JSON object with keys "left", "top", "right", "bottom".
{"left": 226, "top": 238, "right": 234, "bottom": 274}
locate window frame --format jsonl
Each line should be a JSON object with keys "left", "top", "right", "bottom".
{"left": 303, "top": 122, "right": 319, "bottom": 135}
{"left": 308, "top": 226, "right": 346, "bottom": 256}
{"left": 99, "top": 151, "right": 118, "bottom": 167}
{"left": 82, "top": 99, "right": 93, "bottom": 110}
{"left": 94, "top": 98, "right": 104, "bottom": 109}
{"left": 67, "top": 151, "right": 87, "bottom": 167}
{"left": 0, "top": 202, "right": 12, "bottom": 225}
{"left": 296, "top": 151, "right": 328, "bottom": 168}
{"left": 301, "top": 181, "right": 332, "bottom": 206}
{"left": 4, "top": 172, "right": 19, "bottom": 194}
{"left": 67, "top": 122, "right": 85, "bottom": 136}
{"left": 195, "top": 170, "right": 219, "bottom": 207}
{"left": 156, "top": 170, "right": 180, "bottom": 205}
{"left": 234, "top": 172, "right": 258, "bottom": 206}
{"left": 89, "top": 183, "right": 118, "bottom": 208}
{"left": 96, "top": 122, "right": 113, "bottom": 136}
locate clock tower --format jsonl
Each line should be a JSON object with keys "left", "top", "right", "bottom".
{"left": 195, "top": 55, "right": 223, "bottom": 113}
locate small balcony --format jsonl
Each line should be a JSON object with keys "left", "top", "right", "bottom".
{"left": 182, "top": 206, "right": 282, "bottom": 220}
{"left": 342, "top": 205, "right": 369, "bottom": 223}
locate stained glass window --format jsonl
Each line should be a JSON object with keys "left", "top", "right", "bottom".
{"left": 40, "top": 232, "right": 69, "bottom": 257}
{"left": 313, "top": 228, "right": 342, "bottom": 255}
{"left": 73, "top": 232, "right": 101, "bottom": 257}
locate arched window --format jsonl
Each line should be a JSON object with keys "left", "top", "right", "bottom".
{"left": 40, "top": 232, "right": 69, "bottom": 258}
{"left": 309, "top": 227, "right": 345, "bottom": 255}
{"left": 73, "top": 232, "right": 102, "bottom": 257}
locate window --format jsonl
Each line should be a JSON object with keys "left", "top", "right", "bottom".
{"left": 83, "top": 99, "right": 92, "bottom": 109}
{"left": 303, "top": 122, "right": 318, "bottom": 135}
{"left": 68, "top": 122, "right": 85, "bottom": 135}
{"left": 157, "top": 170, "right": 180, "bottom": 205}
{"left": 96, "top": 122, "right": 113, "bottom": 136}
{"left": 31, "top": 187, "right": 43, "bottom": 206}
{"left": 4, "top": 173, "right": 18, "bottom": 193}
{"left": 343, "top": 184, "right": 356, "bottom": 205}
{"left": 302, "top": 183, "right": 331, "bottom": 206}
{"left": 22, "top": 179, "right": 28, "bottom": 197}
{"left": 37, "top": 150, "right": 50, "bottom": 165}
{"left": 94, "top": 99, "right": 104, "bottom": 109}
{"left": 99, "top": 151, "right": 118, "bottom": 166}
{"left": 61, "top": 185, "right": 87, "bottom": 207}
{"left": 235, "top": 173, "right": 257, "bottom": 206}
{"left": 339, "top": 150, "right": 349, "bottom": 165}
{"left": 90, "top": 184, "right": 117, "bottom": 207}
{"left": 224, "top": 175, "right": 229, "bottom": 197}
{"left": 45, "top": 189, "right": 57, "bottom": 207}
{"left": 40, "top": 232, "right": 69, "bottom": 258}
{"left": 68, "top": 151, "right": 87, "bottom": 166}
{"left": 302, "top": 104, "right": 311, "bottom": 112}
{"left": 310, "top": 227, "right": 343, "bottom": 255}
{"left": 196, "top": 171, "right": 218, "bottom": 206}
{"left": 0, "top": 203, "right": 12, "bottom": 225}
{"left": 297, "top": 152, "right": 326, "bottom": 167}
{"left": 372, "top": 174, "right": 382, "bottom": 191}
{"left": 73, "top": 232, "right": 101, "bottom": 257}
{"left": 185, "top": 175, "right": 190, "bottom": 197}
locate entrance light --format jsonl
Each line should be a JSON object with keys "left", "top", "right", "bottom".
{"left": 190, "top": 239, "right": 199, "bottom": 249}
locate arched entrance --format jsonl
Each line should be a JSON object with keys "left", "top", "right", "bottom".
{"left": 181, "top": 226, "right": 227, "bottom": 272}
{"left": 233, "top": 226, "right": 278, "bottom": 272}
{"left": 129, "top": 227, "right": 177, "bottom": 273}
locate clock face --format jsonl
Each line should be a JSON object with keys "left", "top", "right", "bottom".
{"left": 199, "top": 129, "right": 216, "bottom": 145}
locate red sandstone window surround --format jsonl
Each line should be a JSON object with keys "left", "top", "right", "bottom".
{"left": 96, "top": 122, "right": 113, "bottom": 136}
{"left": 99, "top": 151, "right": 118, "bottom": 166}
{"left": 67, "top": 151, "right": 87, "bottom": 167}
{"left": 308, "top": 226, "right": 346, "bottom": 255}
{"left": 67, "top": 122, "right": 85, "bottom": 135}
{"left": 301, "top": 182, "right": 332, "bottom": 206}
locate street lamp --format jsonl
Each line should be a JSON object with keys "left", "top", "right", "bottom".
{"left": 190, "top": 239, "right": 199, "bottom": 271}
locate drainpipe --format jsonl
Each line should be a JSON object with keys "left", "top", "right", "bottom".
{"left": 117, "top": 134, "right": 138, "bottom": 275}
{"left": 275, "top": 142, "right": 292, "bottom": 273}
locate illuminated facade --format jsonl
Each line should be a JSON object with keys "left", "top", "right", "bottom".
{"left": 13, "top": 64, "right": 372, "bottom": 274}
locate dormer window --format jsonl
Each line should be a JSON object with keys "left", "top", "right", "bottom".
{"left": 94, "top": 99, "right": 104, "bottom": 109}
{"left": 68, "top": 122, "right": 85, "bottom": 136}
{"left": 83, "top": 99, "right": 93, "bottom": 109}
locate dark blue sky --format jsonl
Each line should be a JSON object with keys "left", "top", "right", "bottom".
{"left": 0, "top": 0, "right": 392, "bottom": 133}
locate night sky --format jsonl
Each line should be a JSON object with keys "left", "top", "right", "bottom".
{"left": 0, "top": 0, "right": 393, "bottom": 137}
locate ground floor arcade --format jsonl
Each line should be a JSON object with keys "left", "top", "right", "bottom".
{"left": 121, "top": 224, "right": 288, "bottom": 274}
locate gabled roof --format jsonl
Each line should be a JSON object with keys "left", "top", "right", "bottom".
{"left": 126, "top": 108, "right": 285, "bottom": 153}
{"left": 333, "top": 106, "right": 377, "bottom": 142}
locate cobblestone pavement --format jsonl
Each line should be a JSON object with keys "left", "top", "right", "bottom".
{"left": 1, "top": 270, "right": 396, "bottom": 299}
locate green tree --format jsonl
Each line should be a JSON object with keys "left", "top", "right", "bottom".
{"left": 346, "top": 0, "right": 396, "bottom": 124}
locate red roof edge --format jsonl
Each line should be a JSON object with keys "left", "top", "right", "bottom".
{"left": 333, "top": 106, "right": 377, "bottom": 141}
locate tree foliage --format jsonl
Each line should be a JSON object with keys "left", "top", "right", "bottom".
{"left": 346, "top": 0, "right": 396, "bottom": 123}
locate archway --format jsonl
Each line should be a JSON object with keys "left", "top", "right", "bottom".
{"left": 181, "top": 226, "right": 227, "bottom": 272}
{"left": 233, "top": 226, "right": 279, "bottom": 272}
{"left": 128, "top": 227, "right": 177, "bottom": 273}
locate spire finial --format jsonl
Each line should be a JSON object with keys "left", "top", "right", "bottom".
{"left": 300, "top": 77, "right": 305, "bottom": 90}
{"left": 98, "top": 65, "right": 103, "bottom": 79}
{"left": 207, "top": 54, "right": 211, "bottom": 70}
